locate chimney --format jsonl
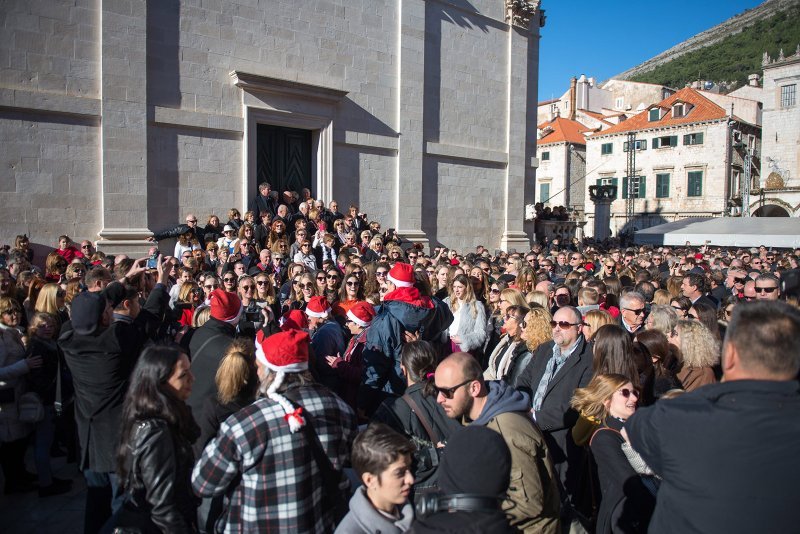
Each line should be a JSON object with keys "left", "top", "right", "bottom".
{"left": 748, "top": 73, "right": 761, "bottom": 87}
{"left": 569, "top": 77, "right": 577, "bottom": 120}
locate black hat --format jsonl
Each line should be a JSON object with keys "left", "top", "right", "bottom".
{"left": 71, "top": 291, "right": 107, "bottom": 335}
{"left": 439, "top": 426, "right": 511, "bottom": 496}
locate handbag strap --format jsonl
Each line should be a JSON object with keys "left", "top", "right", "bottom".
{"left": 589, "top": 425, "right": 622, "bottom": 448}
{"left": 402, "top": 393, "right": 440, "bottom": 445}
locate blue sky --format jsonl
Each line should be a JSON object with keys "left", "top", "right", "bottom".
{"left": 537, "top": 0, "right": 764, "bottom": 101}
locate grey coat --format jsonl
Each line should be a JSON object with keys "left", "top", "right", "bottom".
{"left": 335, "top": 486, "right": 414, "bottom": 534}
{"left": 443, "top": 298, "right": 488, "bottom": 352}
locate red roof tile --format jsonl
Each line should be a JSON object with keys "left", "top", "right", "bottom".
{"left": 537, "top": 117, "right": 591, "bottom": 146}
{"left": 589, "top": 87, "right": 729, "bottom": 138}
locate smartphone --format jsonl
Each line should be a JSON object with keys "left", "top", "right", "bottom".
{"left": 147, "top": 250, "right": 161, "bottom": 269}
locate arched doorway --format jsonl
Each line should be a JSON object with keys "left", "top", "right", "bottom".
{"left": 753, "top": 204, "right": 790, "bottom": 217}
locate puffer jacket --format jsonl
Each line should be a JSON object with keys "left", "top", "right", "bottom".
{"left": 122, "top": 418, "right": 198, "bottom": 533}
{"left": 0, "top": 324, "right": 31, "bottom": 442}
{"left": 443, "top": 298, "right": 488, "bottom": 352}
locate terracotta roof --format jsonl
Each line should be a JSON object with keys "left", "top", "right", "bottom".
{"left": 590, "top": 87, "right": 729, "bottom": 138}
{"left": 538, "top": 97, "right": 560, "bottom": 106}
{"left": 537, "top": 117, "right": 591, "bottom": 146}
{"left": 578, "top": 109, "right": 614, "bottom": 126}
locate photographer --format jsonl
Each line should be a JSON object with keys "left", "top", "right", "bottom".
{"left": 407, "top": 425, "right": 516, "bottom": 533}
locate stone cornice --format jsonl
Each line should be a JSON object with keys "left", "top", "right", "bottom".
{"left": 230, "top": 71, "right": 348, "bottom": 104}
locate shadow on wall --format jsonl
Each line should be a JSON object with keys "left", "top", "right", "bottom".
{"left": 618, "top": 203, "right": 669, "bottom": 238}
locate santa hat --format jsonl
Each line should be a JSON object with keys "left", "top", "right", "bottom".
{"left": 281, "top": 309, "right": 309, "bottom": 331}
{"left": 346, "top": 301, "right": 376, "bottom": 328}
{"left": 305, "top": 296, "right": 331, "bottom": 318}
{"left": 254, "top": 329, "right": 310, "bottom": 433}
{"left": 694, "top": 253, "right": 704, "bottom": 260}
{"left": 387, "top": 262, "right": 414, "bottom": 288}
{"left": 209, "top": 289, "right": 242, "bottom": 323}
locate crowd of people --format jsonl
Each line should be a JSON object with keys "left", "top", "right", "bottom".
{"left": 1, "top": 181, "right": 799, "bottom": 534}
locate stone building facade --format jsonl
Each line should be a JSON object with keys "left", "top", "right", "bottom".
{"left": 583, "top": 87, "right": 761, "bottom": 237}
{"left": 0, "top": 0, "right": 543, "bottom": 255}
{"left": 759, "top": 46, "right": 800, "bottom": 216}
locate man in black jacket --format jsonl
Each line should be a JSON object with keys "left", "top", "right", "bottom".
{"left": 625, "top": 301, "right": 800, "bottom": 534}
{"left": 186, "top": 289, "right": 241, "bottom": 415}
{"left": 515, "top": 305, "right": 592, "bottom": 525}
{"left": 149, "top": 214, "right": 205, "bottom": 245}
{"left": 60, "top": 258, "right": 171, "bottom": 533}
{"left": 249, "top": 182, "right": 278, "bottom": 220}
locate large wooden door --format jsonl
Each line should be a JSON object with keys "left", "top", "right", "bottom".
{"left": 256, "top": 124, "right": 312, "bottom": 197}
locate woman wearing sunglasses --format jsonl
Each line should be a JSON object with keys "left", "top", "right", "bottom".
{"left": 484, "top": 305, "right": 530, "bottom": 384}
{"left": 571, "top": 374, "right": 655, "bottom": 534}
{"left": 333, "top": 273, "right": 365, "bottom": 319}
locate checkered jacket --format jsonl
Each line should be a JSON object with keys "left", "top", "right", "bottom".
{"left": 192, "top": 383, "right": 357, "bottom": 533}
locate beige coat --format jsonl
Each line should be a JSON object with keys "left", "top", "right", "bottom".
{"left": 486, "top": 411, "right": 561, "bottom": 534}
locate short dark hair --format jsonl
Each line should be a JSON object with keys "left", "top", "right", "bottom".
{"left": 725, "top": 301, "right": 800, "bottom": 378}
{"left": 85, "top": 266, "right": 112, "bottom": 287}
{"left": 351, "top": 423, "right": 414, "bottom": 479}
{"left": 685, "top": 273, "right": 705, "bottom": 293}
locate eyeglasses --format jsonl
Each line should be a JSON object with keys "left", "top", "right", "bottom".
{"left": 240, "top": 285, "right": 254, "bottom": 292}
{"left": 376, "top": 271, "right": 388, "bottom": 277}
{"left": 435, "top": 378, "right": 475, "bottom": 399}
{"left": 490, "top": 288, "right": 500, "bottom": 294}
{"left": 326, "top": 274, "right": 340, "bottom": 280}
{"left": 624, "top": 307, "right": 646, "bottom": 316}
{"left": 292, "top": 279, "right": 301, "bottom": 285}
{"left": 240, "top": 242, "right": 249, "bottom": 247}
{"left": 618, "top": 388, "right": 640, "bottom": 399}
{"left": 204, "top": 283, "right": 218, "bottom": 289}
{"left": 346, "top": 281, "right": 360, "bottom": 287}
{"left": 755, "top": 286, "right": 777, "bottom": 294}
{"left": 256, "top": 280, "right": 269, "bottom": 286}
{"left": 733, "top": 277, "right": 746, "bottom": 284}
{"left": 550, "top": 320, "right": 581, "bottom": 329}
{"left": 223, "top": 277, "right": 236, "bottom": 283}
{"left": 299, "top": 283, "right": 314, "bottom": 290}
{"left": 316, "top": 276, "right": 326, "bottom": 281}
{"left": 81, "top": 245, "right": 91, "bottom": 249}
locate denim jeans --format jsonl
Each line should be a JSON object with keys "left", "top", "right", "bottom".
{"left": 33, "top": 406, "right": 56, "bottom": 487}
{"left": 83, "top": 470, "right": 124, "bottom": 534}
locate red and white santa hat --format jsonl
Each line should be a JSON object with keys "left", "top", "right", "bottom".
{"left": 209, "top": 289, "right": 242, "bottom": 324}
{"left": 305, "top": 295, "right": 331, "bottom": 318}
{"left": 280, "top": 309, "right": 309, "bottom": 331}
{"left": 254, "top": 329, "right": 310, "bottom": 433}
{"left": 387, "top": 262, "right": 415, "bottom": 288}
{"left": 346, "top": 301, "right": 376, "bottom": 328}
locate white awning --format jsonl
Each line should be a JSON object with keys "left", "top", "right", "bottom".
{"left": 634, "top": 217, "right": 800, "bottom": 248}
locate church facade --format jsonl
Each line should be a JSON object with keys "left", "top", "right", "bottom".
{"left": 1, "top": 0, "right": 543, "bottom": 254}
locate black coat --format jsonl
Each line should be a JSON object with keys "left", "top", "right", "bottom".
{"left": 590, "top": 417, "right": 655, "bottom": 534}
{"left": 372, "top": 382, "right": 463, "bottom": 493}
{"left": 123, "top": 418, "right": 197, "bottom": 533}
{"left": 626, "top": 380, "right": 800, "bottom": 534}
{"left": 60, "top": 285, "right": 170, "bottom": 472}
{"left": 186, "top": 318, "right": 237, "bottom": 415}
{"left": 515, "top": 337, "right": 593, "bottom": 501}
{"left": 153, "top": 223, "right": 205, "bottom": 246}
{"left": 249, "top": 194, "right": 278, "bottom": 220}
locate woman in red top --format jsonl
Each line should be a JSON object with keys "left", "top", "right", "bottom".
{"left": 55, "top": 235, "right": 84, "bottom": 264}
{"left": 176, "top": 282, "right": 204, "bottom": 327}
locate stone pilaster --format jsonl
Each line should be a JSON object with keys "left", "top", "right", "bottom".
{"left": 395, "top": 0, "right": 429, "bottom": 252}
{"left": 96, "top": 0, "right": 152, "bottom": 255}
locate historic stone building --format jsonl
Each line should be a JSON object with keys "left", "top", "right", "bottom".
{"left": 0, "top": 0, "right": 544, "bottom": 255}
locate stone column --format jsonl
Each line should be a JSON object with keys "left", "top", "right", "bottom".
{"left": 501, "top": 1, "right": 541, "bottom": 252}
{"left": 395, "top": 0, "right": 429, "bottom": 251}
{"left": 96, "top": 0, "right": 152, "bottom": 256}
{"left": 590, "top": 185, "right": 616, "bottom": 242}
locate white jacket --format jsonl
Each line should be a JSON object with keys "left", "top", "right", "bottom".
{"left": 444, "top": 297, "right": 488, "bottom": 352}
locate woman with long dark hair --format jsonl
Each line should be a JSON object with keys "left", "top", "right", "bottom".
{"left": 110, "top": 345, "right": 199, "bottom": 533}
{"left": 592, "top": 324, "right": 640, "bottom": 389}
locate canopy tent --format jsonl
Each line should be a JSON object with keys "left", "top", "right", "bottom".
{"left": 634, "top": 217, "right": 800, "bottom": 248}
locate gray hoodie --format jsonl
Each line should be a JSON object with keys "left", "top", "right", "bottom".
{"left": 470, "top": 380, "right": 531, "bottom": 426}
{"left": 335, "top": 486, "right": 414, "bottom": 534}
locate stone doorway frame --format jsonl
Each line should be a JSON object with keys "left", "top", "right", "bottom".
{"left": 231, "top": 71, "right": 348, "bottom": 211}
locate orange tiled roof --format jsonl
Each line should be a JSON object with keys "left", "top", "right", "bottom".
{"left": 537, "top": 117, "right": 591, "bottom": 146}
{"left": 589, "top": 87, "right": 729, "bottom": 138}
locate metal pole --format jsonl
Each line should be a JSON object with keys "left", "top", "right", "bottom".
{"left": 742, "top": 148, "right": 752, "bottom": 217}
{"left": 626, "top": 131, "right": 636, "bottom": 234}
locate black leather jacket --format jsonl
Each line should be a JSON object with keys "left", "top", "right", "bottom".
{"left": 124, "top": 418, "right": 197, "bottom": 533}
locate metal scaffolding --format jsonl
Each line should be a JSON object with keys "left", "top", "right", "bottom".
{"left": 742, "top": 148, "right": 752, "bottom": 217}
{"left": 626, "top": 131, "right": 636, "bottom": 232}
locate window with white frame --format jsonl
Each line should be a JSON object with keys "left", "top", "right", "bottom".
{"left": 615, "top": 97, "right": 624, "bottom": 109}
{"left": 781, "top": 84, "right": 796, "bottom": 108}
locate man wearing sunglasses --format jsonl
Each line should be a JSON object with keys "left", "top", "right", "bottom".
{"left": 619, "top": 291, "right": 648, "bottom": 337}
{"left": 435, "top": 353, "right": 560, "bottom": 533}
{"left": 754, "top": 273, "right": 781, "bottom": 301}
{"left": 625, "top": 301, "right": 800, "bottom": 533}
{"left": 515, "top": 306, "right": 592, "bottom": 526}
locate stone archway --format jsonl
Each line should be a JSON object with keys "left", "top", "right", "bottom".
{"left": 753, "top": 204, "right": 790, "bottom": 217}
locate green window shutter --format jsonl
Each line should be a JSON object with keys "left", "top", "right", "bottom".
{"left": 596, "top": 178, "right": 601, "bottom": 186}
{"left": 639, "top": 140, "right": 647, "bottom": 150}
{"left": 696, "top": 132, "right": 703, "bottom": 144}
{"left": 688, "top": 171, "right": 703, "bottom": 196}
{"left": 622, "top": 176, "right": 628, "bottom": 199}
{"left": 656, "top": 173, "right": 670, "bottom": 198}
{"left": 638, "top": 176, "right": 646, "bottom": 198}
{"left": 670, "top": 135, "right": 678, "bottom": 147}
{"left": 652, "top": 137, "right": 660, "bottom": 149}
{"left": 623, "top": 141, "right": 629, "bottom": 152}
{"left": 683, "top": 134, "right": 690, "bottom": 145}
{"left": 540, "top": 183, "right": 550, "bottom": 203}
{"left": 611, "top": 177, "right": 619, "bottom": 199}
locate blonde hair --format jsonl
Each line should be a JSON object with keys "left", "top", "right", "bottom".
{"left": 525, "top": 290, "right": 548, "bottom": 309}
{"left": 500, "top": 288, "right": 527, "bottom": 309}
{"left": 652, "top": 289, "right": 671, "bottom": 306}
{"left": 523, "top": 307, "right": 553, "bottom": 352}
{"left": 192, "top": 306, "right": 211, "bottom": 328}
{"left": 178, "top": 281, "right": 199, "bottom": 303}
{"left": 216, "top": 339, "right": 258, "bottom": 405}
{"left": 35, "top": 283, "right": 61, "bottom": 316}
{"left": 571, "top": 373, "right": 631, "bottom": 421}
{"left": 583, "top": 309, "right": 615, "bottom": 341}
{"left": 676, "top": 320, "right": 720, "bottom": 368}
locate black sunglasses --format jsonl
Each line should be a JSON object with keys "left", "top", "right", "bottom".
{"left": 223, "top": 277, "right": 236, "bottom": 283}
{"left": 550, "top": 320, "right": 581, "bottom": 329}
{"left": 619, "top": 388, "right": 640, "bottom": 399}
{"left": 755, "top": 286, "right": 777, "bottom": 294}
{"left": 435, "top": 378, "right": 475, "bottom": 399}
{"left": 624, "top": 307, "right": 646, "bottom": 316}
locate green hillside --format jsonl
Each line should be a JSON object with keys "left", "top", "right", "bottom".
{"left": 630, "top": 5, "right": 800, "bottom": 89}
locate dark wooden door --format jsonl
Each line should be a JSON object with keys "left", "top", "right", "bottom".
{"left": 256, "top": 124, "right": 312, "bottom": 197}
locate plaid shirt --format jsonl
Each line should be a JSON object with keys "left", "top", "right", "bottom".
{"left": 192, "top": 383, "right": 357, "bottom": 533}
